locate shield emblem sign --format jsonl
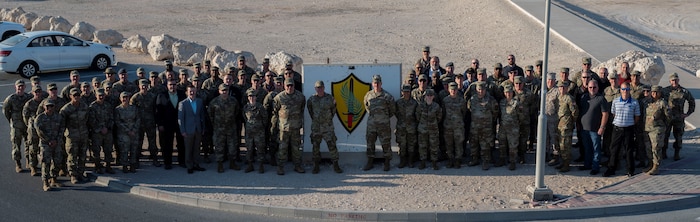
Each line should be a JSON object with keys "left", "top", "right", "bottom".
{"left": 331, "top": 73, "right": 371, "bottom": 134}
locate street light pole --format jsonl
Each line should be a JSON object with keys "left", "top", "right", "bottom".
{"left": 528, "top": 0, "right": 554, "bottom": 201}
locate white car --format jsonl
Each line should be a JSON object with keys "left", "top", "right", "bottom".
{"left": 0, "top": 31, "right": 116, "bottom": 78}
{"left": 0, "top": 21, "right": 24, "bottom": 41}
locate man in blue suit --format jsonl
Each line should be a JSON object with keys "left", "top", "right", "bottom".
{"left": 178, "top": 85, "right": 207, "bottom": 174}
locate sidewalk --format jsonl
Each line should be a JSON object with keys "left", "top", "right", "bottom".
{"left": 91, "top": 1, "right": 700, "bottom": 221}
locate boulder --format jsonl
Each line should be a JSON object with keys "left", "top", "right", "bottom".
{"left": 187, "top": 53, "right": 204, "bottom": 66}
{"left": 122, "top": 34, "right": 149, "bottom": 54}
{"left": 31, "top": 16, "right": 52, "bottom": 31}
{"left": 203, "top": 45, "right": 226, "bottom": 62}
{"left": 3, "top": 7, "right": 26, "bottom": 23}
{"left": 69, "top": 21, "right": 96, "bottom": 40}
{"left": 211, "top": 50, "right": 257, "bottom": 70}
{"left": 0, "top": 8, "right": 8, "bottom": 21}
{"left": 93, "top": 29, "right": 123, "bottom": 46}
{"left": 48, "top": 16, "right": 72, "bottom": 33}
{"left": 172, "top": 41, "right": 207, "bottom": 66}
{"left": 17, "top": 12, "right": 38, "bottom": 30}
{"left": 147, "top": 34, "right": 179, "bottom": 61}
{"left": 265, "top": 51, "right": 304, "bottom": 75}
{"left": 696, "top": 70, "right": 700, "bottom": 78}
{"left": 595, "top": 50, "right": 665, "bottom": 85}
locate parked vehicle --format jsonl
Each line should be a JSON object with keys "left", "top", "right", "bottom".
{"left": 0, "top": 21, "right": 24, "bottom": 41}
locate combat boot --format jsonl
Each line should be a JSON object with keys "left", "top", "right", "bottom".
{"left": 548, "top": 155, "right": 560, "bottom": 166}
{"left": 454, "top": 159, "right": 462, "bottom": 169}
{"left": 383, "top": 159, "right": 390, "bottom": 171}
{"left": 49, "top": 178, "right": 63, "bottom": 188}
{"left": 258, "top": 162, "right": 265, "bottom": 174}
{"left": 152, "top": 156, "right": 161, "bottom": 167}
{"left": 105, "top": 163, "right": 115, "bottom": 174}
{"left": 70, "top": 176, "right": 79, "bottom": 184}
{"left": 15, "top": 160, "right": 22, "bottom": 173}
{"left": 509, "top": 162, "right": 516, "bottom": 171}
{"left": 494, "top": 158, "right": 505, "bottom": 167}
{"left": 362, "top": 157, "right": 374, "bottom": 171}
{"left": 229, "top": 159, "right": 241, "bottom": 171}
{"left": 245, "top": 162, "right": 254, "bottom": 173}
{"left": 674, "top": 149, "right": 681, "bottom": 161}
{"left": 130, "top": 164, "right": 137, "bottom": 173}
{"left": 647, "top": 164, "right": 659, "bottom": 175}
{"left": 558, "top": 160, "right": 570, "bottom": 173}
{"left": 445, "top": 158, "right": 454, "bottom": 168}
{"left": 294, "top": 164, "right": 305, "bottom": 173}
{"left": 43, "top": 180, "right": 52, "bottom": 192}
{"left": 398, "top": 156, "right": 407, "bottom": 168}
{"left": 333, "top": 160, "right": 343, "bottom": 173}
{"left": 467, "top": 158, "right": 479, "bottom": 167}
{"left": 122, "top": 165, "right": 129, "bottom": 173}
{"left": 432, "top": 160, "right": 438, "bottom": 170}
{"left": 408, "top": 154, "right": 415, "bottom": 168}
{"left": 419, "top": 160, "right": 426, "bottom": 170}
{"left": 30, "top": 167, "right": 39, "bottom": 176}
{"left": 217, "top": 162, "right": 224, "bottom": 173}
{"left": 94, "top": 160, "right": 103, "bottom": 174}
{"left": 277, "top": 165, "right": 285, "bottom": 175}
{"left": 482, "top": 162, "right": 490, "bottom": 170}
{"left": 312, "top": 159, "right": 320, "bottom": 174}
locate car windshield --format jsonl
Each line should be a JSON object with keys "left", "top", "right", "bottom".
{"left": 0, "top": 34, "right": 28, "bottom": 46}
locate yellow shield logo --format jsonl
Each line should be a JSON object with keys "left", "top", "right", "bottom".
{"left": 332, "top": 73, "right": 370, "bottom": 134}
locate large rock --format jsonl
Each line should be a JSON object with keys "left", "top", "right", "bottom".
{"left": 122, "top": 34, "right": 149, "bottom": 54}
{"left": 265, "top": 51, "right": 304, "bottom": 74}
{"left": 0, "top": 9, "right": 9, "bottom": 21}
{"left": 187, "top": 53, "right": 204, "bottom": 66}
{"left": 211, "top": 50, "right": 258, "bottom": 70}
{"left": 31, "top": 16, "right": 51, "bottom": 31}
{"left": 93, "top": 29, "right": 123, "bottom": 46}
{"left": 595, "top": 50, "right": 665, "bottom": 85}
{"left": 69, "top": 21, "right": 96, "bottom": 40}
{"left": 147, "top": 34, "right": 179, "bottom": 61}
{"left": 49, "top": 16, "right": 72, "bottom": 33}
{"left": 2, "top": 7, "right": 25, "bottom": 23}
{"left": 16, "top": 12, "right": 38, "bottom": 30}
{"left": 172, "top": 41, "right": 207, "bottom": 66}
{"left": 203, "top": 45, "right": 226, "bottom": 62}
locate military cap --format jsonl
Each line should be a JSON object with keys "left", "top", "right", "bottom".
{"left": 560, "top": 67, "right": 570, "bottom": 73}
{"left": 441, "top": 77, "right": 454, "bottom": 84}
{"left": 466, "top": 68, "right": 477, "bottom": 74}
{"left": 525, "top": 65, "right": 533, "bottom": 71}
{"left": 669, "top": 72, "right": 679, "bottom": 80}
{"left": 547, "top": 72, "right": 557, "bottom": 80}
{"left": 314, "top": 80, "right": 324, "bottom": 88}
{"left": 422, "top": 46, "right": 430, "bottom": 52}
{"left": 641, "top": 85, "right": 651, "bottom": 91}
{"left": 446, "top": 62, "right": 454, "bottom": 67}
{"left": 92, "top": 77, "right": 100, "bottom": 83}
{"left": 118, "top": 68, "right": 127, "bottom": 74}
{"left": 212, "top": 66, "right": 220, "bottom": 71}
{"left": 70, "top": 70, "right": 80, "bottom": 77}
{"left": 557, "top": 80, "right": 570, "bottom": 87}
{"left": 284, "top": 78, "right": 294, "bottom": 85}
{"left": 164, "top": 60, "right": 173, "bottom": 65}
{"left": 608, "top": 71, "right": 618, "bottom": 79}
{"left": 218, "top": 83, "right": 228, "bottom": 91}
{"left": 238, "top": 70, "right": 246, "bottom": 77}
{"left": 514, "top": 76, "right": 524, "bottom": 84}
{"left": 204, "top": 60, "right": 211, "bottom": 65}
{"left": 47, "top": 83, "right": 57, "bottom": 90}
{"left": 536, "top": 60, "right": 543, "bottom": 66}
{"left": 45, "top": 99, "right": 55, "bottom": 106}
{"left": 30, "top": 76, "right": 40, "bottom": 83}
{"left": 372, "top": 75, "right": 382, "bottom": 83}
{"left": 179, "top": 69, "right": 188, "bottom": 75}
{"left": 401, "top": 84, "right": 412, "bottom": 92}
{"left": 285, "top": 61, "right": 293, "bottom": 66}
{"left": 246, "top": 90, "right": 256, "bottom": 97}
{"left": 418, "top": 74, "right": 428, "bottom": 80}
{"left": 136, "top": 67, "right": 145, "bottom": 74}
{"left": 251, "top": 74, "right": 261, "bottom": 81}
{"left": 15, "top": 79, "right": 25, "bottom": 86}
{"left": 149, "top": 71, "right": 158, "bottom": 78}
{"left": 69, "top": 88, "right": 81, "bottom": 96}
{"left": 120, "top": 91, "right": 131, "bottom": 98}
{"left": 104, "top": 67, "right": 115, "bottom": 74}
{"left": 425, "top": 89, "right": 435, "bottom": 96}
{"left": 503, "top": 85, "right": 514, "bottom": 93}
{"left": 274, "top": 76, "right": 284, "bottom": 83}
{"left": 227, "top": 66, "right": 237, "bottom": 73}
{"left": 80, "top": 81, "right": 89, "bottom": 87}
{"left": 32, "top": 85, "right": 42, "bottom": 92}
{"left": 191, "top": 75, "right": 200, "bottom": 81}
{"left": 263, "top": 58, "right": 270, "bottom": 63}
{"left": 448, "top": 82, "right": 458, "bottom": 90}
{"left": 632, "top": 70, "right": 641, "bottom": 76}
{"left": 494, "top": 63, "right": 503, "bottom": 69}
{"left": 408, "top": 70, "right": 417, "bottom": 76}
{"left": 582, "top": 57, "right": 592, "bottom": 64}
{"left": 139, "top": 79, "right": 149, "bottom": 86}
{"left": 478, "top": 68, "right": 487, "bottom": 75}
{"left": 475, "top": 82, "right": 485, "bottom": 90}
{"left": 237, "top": 55, "right": 246, "bottom": 61}
{"left": 102, "top": 82, "right": 113, "bottom": 88}
{"left": 651, "top": 85, "right": 662, "bottom": 92}
{"left": 193, "top": 63, "right": 201, "bottom": 68}
{"left": 96, "top": 88, "right": 105, "bottom": 95}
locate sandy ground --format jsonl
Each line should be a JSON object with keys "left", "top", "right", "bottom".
{"left": 2, "top": 0, "right": 696, "bottom": 212}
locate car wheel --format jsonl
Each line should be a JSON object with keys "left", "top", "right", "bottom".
{"left": 92, "top": 55, "right": 110, "bottom": 70}
{"left": 18, "top": 61, "right": 38, "bottom": 78}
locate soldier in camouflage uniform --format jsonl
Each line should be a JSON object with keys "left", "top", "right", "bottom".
{"left": 513, "top": 76, "right": 535, "bottom": 163}
{"left": 177, "top": 69, "right": 193, "bottom": 92}
{"left": 207, "top": 84, "right": 241, "bottom": 172}
{"left": 498, "top": 86, "right": 521, "bottom": 170}
{"left": 60, "top": 70, "right": 81, "bottom": 100}
{"left": 416, "top": 89, "right": 442, "bottom": 170}
{"left": 272, "top": 79, "right": 306, "bottom": 175}
{"left": 628, "top": 71, "right": 649, "bottom": 167}
{"left": 557, "top": 81, "right": 578, "bottom": 172}
{"left": 602, "top": 72, "right": 620, "bottom": 156}
{"left": 130, "top": 79, "right": 160, "bottom": 167}
{"left": 34, "top": 100, "right": 64, "bottom": 191}
{"left": 263, "top": 76, "right": 284, "bottom": 165}
{"left": 524, "top": 65, "right": 542, "bottom": 152}
{"left": 363, "top": 75, "right": 396, "bottom": 171}
{"left": 3, "top": 80, "right": 31, "bottom": 173}
{"left": 37, "top": 83, "right": 68, "bottom": 175}
{"left": 441, "top": 82, "right": 466, "bottom": 169}
{"left": 644, "top": 86, "right": 670, "bottom": 175}
{"left": 467, "top": 83, "right": 497, "bottom": 170}
{"left": 243, "top": 89, "right": 268, "bottom": 173}
{"left": 465, "top": 68, "right": 499, "bottom": 103}
{"left": 29, "top": 76, "right": 49, "bottom": 99}
{"left": 88, "top": 89, "right": 115, "bottom": 174}
{"left": 59, "top": 88, "right": 90, "bottom": 184}
{"left": 148, "top": 71, "right": 167, "bottom": 96}
{"left": 196, "top": 68, "right": 217, "bottom": 163}
{"left": 22, "top": 85, "right": 44, "bottom": 176}
{"left": 395, "top": 84, "right": 418, "bottom": 168}
{"left": 411, "top": 74, "right": 429, "bottom": 104}
{"left": 662, "top": 73, "right": 695, "bottom": 161}
{"left": 101, "top": 67, "right": 118, "bottom": 88}
{"left": 80, "top": 82, "right": 96, "bottom": 106}
{"left": 114, "top": 92, "right": 141, "bottom": 173}
{"left": 544, "top": 73, "right": 561, "bottom": 166}
{"left": 133, "top": 67, "right": 147, "bottom": 86}
{"left": 113, "top": 68, "right": 138, "bottom": 96}
{"left": 247, "top": 75, "right": 268, "bottom": 104}
{"left": 307, "top": 81, "right": 343, "bottom": 174}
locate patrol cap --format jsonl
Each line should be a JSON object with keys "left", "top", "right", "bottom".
{"left": 401, "top": 84, "right": 412, "bottom": 92}
{"left": 92, "top": 77, "right": 100, "bottom": 83}
{"left": 560, "top": 67, "right": 570, "bottom": 73}
{"left": 494, "top": 63, "right": 503, "bottom": 69}
{"left": 263, "top": 58, "right": 270, "bottom": 64}
{"left": 212, "top": 66, "right": 220, "bottom": 71}
{"left": 607, "top": 71, "right": 618, "bottom": 79}
{"left": 477, "top": 68, "right": 487, "bottom": 75}
{"left": 475, "top": 82, "right": 485, "bottom": 90}
{"left": 191, "top": 75, "right": 200, "bottom": 81}
{"left": 632, "top": 70, "right": 641, "bottom": 76}
{"left": 238, "top": 70, "right": 246, "bottom": 77}
{"left": 69, "top": 88, "right": 81, "bottom": 96}
{"left": 164, "top": 60, "right": 173, "bottom": 65}
{"left": 422, "top": 46, "right": 430, "bottom": 52}
{"left": 179, "top": 69, "right": 188, "bottom": 75}
{"left": 193, "top": 63, "right": 201, "bottom": 68}
{"left": 284, "top": 78, "right": 294, "bottom": 86}
{"left": 45, "top": 99, "right": 55, "bottom": 106}
{"left": 104, "top": 67, "right": 115, "bottom": 74}
{"left": 32, "top": 85, "right": 42, "bottom": 92}
{"left": 218, "top": 83, "right": 228, "bottom": 91}
{"left": 251, "top": 75, "right": 261, "bottom": 81}
{"left": 503, "top": 85, "right": 514, "bottom": 93}
{"left": 669, "top": 72, "right": 679, "bottom": 80}
{"left": 120, "top": 91, "right": 131, "bottom": 98}
{"left": 139, "top": 79, "right": 149, "bottom": 86}
{"left": 466, "top": 68, "right": 477, "bottom": 74}
{"left": 15, "top": 79, "right": 25, "bottom": 86}
{"left": 641, "top": 85, "right": 651, "bottom": 91}
{"left": 30, "top": 76, "right": 40, "bottom": 83}
{"left": 285, "top": 61, "right": 293, "bottom": 66}
{"left": 118, "top": 68, "right": 127, "bottom": 74}
{"left": 536, "top": 60, "right": 543, "bottom": 66}
{"left": 204, "top": 60, "right": 211, "bottom": 65}
{"left": 70, "top": 70, "right": 80, "bottom": 77}
{"left": 227, "top": 66, "right": 237, "bottom": 73}
{"left": 149, "top": 71, "right": 158, "bottom": 78}
{"left": 80, "top": 82, "right": 89, "bottom": 87}
{"left": 102, "top": 82, "right": 113, "bottom": 88}
{"left": 418, "top": 74, "right": 428, "bottom": 81}
{"left": 96, "top": 88, "right": 105, "bottom": 95}
{"left": 136, "top": 67, "right": 145, "bottom": 74}
{"left": 448, "top": 82, "right": 458, "bottom": 90}
{"left": 47, "top": 83, "right": 57, "bottom": 90}
{"left": 446, "top": 62, "right": 454, "bottom": 67}
{"left": 237, "top": 55, "right": 246, "bottom": 61}
{"left": 314, "top": 80, "right": 324, "bottom": 88}
{"left": 514, "top": 76, "right": 524, "bottom": 84}
{"left": 582, "top": 57, "right": 592, "bottom": 64}
{"left": 441, "top": 77, "right": 454, "bottom": 84}
{"left": 372, "top": 75, "right": 382, "bottom": 83}
{"left": 557, "top": 80, "right": 570, "bottom": 87}
{"left": 274, "top": 76, "right": 284, "bottom": 83}
{"left": 547, "top": 72, "right": 557, "bottom": 80}
{"left": 425, "top": 89, "right": 435, "bottom": 96}
{"left": 651, "top": 85, "right": 662, "bottom": 92}
{"left": 246, "top": 90, "right": 256, "bottom": 97}
{"left": 525, "top": 65, "right": 533, "bottom": 71}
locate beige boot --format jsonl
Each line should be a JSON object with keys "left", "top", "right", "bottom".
{"left": 647, "top": 164, "right": 660, "bottom": 175}
{"left": 43, "top": 180, "right": 52, "bottom": 192}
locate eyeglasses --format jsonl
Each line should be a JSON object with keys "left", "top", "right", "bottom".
{"left": 620, "top": 88, "right": 630, "bottom": 91}
{"left": 418, "top": 79, "right": 426, "bottom": 82}
{"left": 472, "top": 62, "right": 479, "bottom": 64}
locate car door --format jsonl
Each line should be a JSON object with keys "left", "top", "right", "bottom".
{"left": 56, "top": 35, "right": 93, "bottom": 69}
{"left": 26, "top": 35, "right": 61, "bottom": 71}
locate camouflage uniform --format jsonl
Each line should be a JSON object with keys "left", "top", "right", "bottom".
{"left": 416, "top": 97, "right": 442, "bottom": 163}
{"left": 114, "top": 101, "right": 141, "bottom": 169}
{"left": 643, "top": 94, "right": 670, "bottom": 168}
{"left": 662, "top": 82, "right": 695, "bottom": 159}
{"left": 272, "top": 88, "right": 306, "bottom": 167}
{"left": 130, "top": 88, "right": 159, "bottom": 162}
{"left": 603, "top": 84, "right": 620, "bottom": 155}
{"left": 395, "top": 92, "right": 418, "bottom": 167}
{"left": 88, "top": 98, "right": 114, "bottom": 171}
{"left": 499, "top": 96, "right": 521, "bottom": 167}
{"left": 22, "top": 97, "right": 43, "bottom": 173}
{"left": 467, "top": 92, "right": 497, "bottom": 167}
{"left": 34, "top": 109, "right": 64, "bottom": 184}
{"left": 307, "top": 92, "right": 340, "bottom": 162}
{"left": 514, "top": 86, "right": 535, "bottom": 162}
{"left": 3, "top": 89, "right": 31, "bottom": 168}
{"left": 263, "top": 89, "right": 281, "bottom": 163}
{"left": 363, "top": 87, "right": 396, "bottom": 161}
{"left": 441, "top": 92, "right": 466, "bottom": 165}
{"left": 244, "top": 101, "right": 268, "bottom": 165}
{"left": 59, "top": 98, "right": 90, "bottom": 180}
{"left": 545, "top": 87, "right": 560, "bottom": 159}
{"left": 207, "top": 93, "right": 240, "bottom": 163}
{"left": 557, "top": 88, "right": 578, "bottom": 170}
{"left": 112, "top": 80, "right": 138, "bottom": 96}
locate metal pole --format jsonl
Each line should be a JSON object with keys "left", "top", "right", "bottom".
{"left": 528, "top": 0, "right": 554, "bottom": 201}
